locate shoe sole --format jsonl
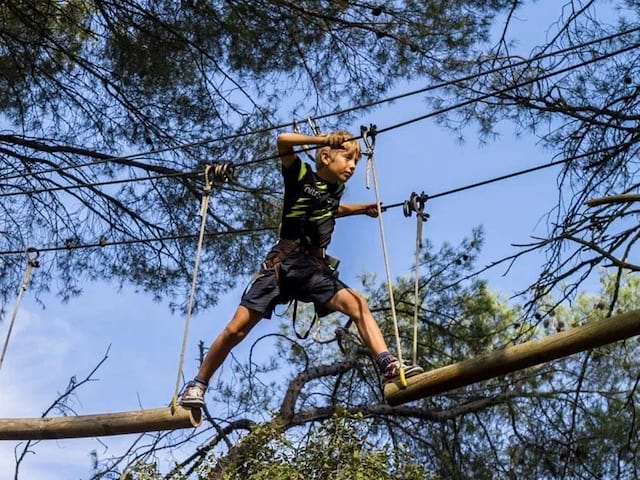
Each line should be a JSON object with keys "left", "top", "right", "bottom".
{"left": 179, "top": 399, "right": 205, "bottom": 408}
{"left": 383, "top": 365, "right": 424, "bottom": 385}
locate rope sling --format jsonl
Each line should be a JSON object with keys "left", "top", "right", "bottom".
{"left": 171, "top": 163, "right": 234, "bottom": 413}
{"left": 403, "top": 192, "right": 429, "bottom": 366}
{"left": 361, "top": 125, "right": 411, "bottom": 388}
{"left": 0, "top": 248, "right": 40, "bottom": 371}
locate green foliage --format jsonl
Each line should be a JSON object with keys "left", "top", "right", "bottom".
{"left": 0, "top": 0, "right": 513, "bottom": 309}
{"left": 99, "top": 231, "right": 639, "bottom": 479}
{"left": 200, "top": 417, "right": 424, "bottom": 480}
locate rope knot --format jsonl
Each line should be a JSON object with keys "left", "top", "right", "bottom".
{"left": 204, "top": 162, "right": 235, "bottom": 188}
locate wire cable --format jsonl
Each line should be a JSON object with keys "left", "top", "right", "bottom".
{"left": 0, "top": 226, "right": 277, "bottom": 256}
{"left": 0, "top": 170, "right": 199, "bottom": 198}
{"left": 383, "top": 141, "right": 634, "bottom": 210}
{"left": 376, "top": 41, "right": 640, "bottom": 136}
{"left": 236, "top": 40, "right": 640, "bottom": 168}
{"left": 0, "top": 142, "right": 630, "bottom": 257}
{"left": 2, "top": 27, "right": 638, "bottom": 182}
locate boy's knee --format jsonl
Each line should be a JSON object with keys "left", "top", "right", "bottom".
{"left": 342, "top": 290, "right": 370, "bottom": 316}
{"left": 223, "top": 324, "right": 247, "bottom": 344}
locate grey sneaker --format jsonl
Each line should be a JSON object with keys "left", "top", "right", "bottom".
{"left": 383, "top": 361, "right": 423, "bottom": 384}
{"left": 180, "top": 380, "right": 207, "bottom": 408}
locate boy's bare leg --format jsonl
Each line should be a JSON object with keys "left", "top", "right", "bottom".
{"left": 196, "top": 305, "right": 263, "bottom": 382}
{"left": 325, "top": 288, "right": 388, "bottom": 356}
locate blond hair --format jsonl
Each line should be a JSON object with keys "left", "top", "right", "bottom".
{"left": 315, "top": 130, "right": 361, "bottom": 170}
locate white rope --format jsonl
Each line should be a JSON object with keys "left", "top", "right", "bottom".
{"left": 362, "top": 126, "right": 407, "bottom": 387}
{"left": 412, "top": 209, "right": 424, "bottom": 366}
{"left": 0, "top": 248, "right": 40, "bottom": 371}
{"left": 171, "top": 166, "right": 213, "bottom": 412}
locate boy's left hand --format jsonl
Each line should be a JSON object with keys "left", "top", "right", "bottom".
{"left": 364, "top": 203, "right": 382, "bottom": 217}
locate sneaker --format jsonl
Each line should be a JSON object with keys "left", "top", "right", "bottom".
{"left": 383, "top": 360, "right": 424, "bottom": 384}
{"left": 179, "top": 379, "right": 207, "bottom": 408}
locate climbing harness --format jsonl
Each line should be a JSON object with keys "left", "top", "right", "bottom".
{"left": 403, "top": 192, "right": 429, "bottom": 366}
{"left": 0, "top": 248, "right": 40, "bottom": 371}
{"left": 249, "top": 238, "right": 340, "bottom": 340}
{"left": 361, "top": 124, "right": 409, "bottom": 388}
{"left": 171, "top": 163, "right": 233, "bottom": 413}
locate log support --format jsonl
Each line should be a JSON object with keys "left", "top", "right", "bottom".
{"left": 385, "top": 310, "right": 640, "bottom": 406}
{"left": 585, "top": 194, "right": 640, "bottom": 207}
{"left": 0, "top": 406, "right": 202, "bottom": 440}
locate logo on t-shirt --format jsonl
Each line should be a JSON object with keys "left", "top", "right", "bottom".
{"left": 303, "top": 185, "right": 322, "bottom": 199}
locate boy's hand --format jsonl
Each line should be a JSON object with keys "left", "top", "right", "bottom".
{"left": 323, "top": 132, "right": 351, "bottom": 148}
{"left": 365, "top": 203, "right": 383, "bottom": 217}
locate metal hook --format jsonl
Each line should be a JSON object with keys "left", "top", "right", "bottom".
{"left": 360, "top": 124, "right": 378, "bottom": 154}
{"left": 361, "top": 124, "right": 378, "bottom": 190}
{"left": 307, "top": 117, "right": 321, "bottom": 136}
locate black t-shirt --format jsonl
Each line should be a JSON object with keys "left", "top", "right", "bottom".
{"left": 280, "top": 156, "right": 345, "bottom": 248}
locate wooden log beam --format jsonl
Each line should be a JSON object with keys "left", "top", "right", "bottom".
{"left": 585, "top": 193, "right": 640, "bottom": 207}
{"left": 385, "top": 310, "right": 640, "bottom": 406}
{"left": 0, "top": 406, "right": 202, "bottom": 440}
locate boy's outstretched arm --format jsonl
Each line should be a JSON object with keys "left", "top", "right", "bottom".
{"left": 277, "top": 132, "right": 349, "bottom": 169}
{"left": 337, "top": 203, "right": 381, "bottom": 218}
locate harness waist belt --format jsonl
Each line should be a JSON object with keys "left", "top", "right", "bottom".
{"left": 276, "top": 238, "right": 326, "bottom": 259}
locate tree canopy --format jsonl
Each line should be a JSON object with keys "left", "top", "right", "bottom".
{"left": 4, "top": 1, "right": 640, "bottom": 479}
{"left": 0, "top": 0, "right": 511, "bottom": 310}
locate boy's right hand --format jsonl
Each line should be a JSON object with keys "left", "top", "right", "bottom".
{"left": 323, "top": 132, "right": 350, "bottom": 148}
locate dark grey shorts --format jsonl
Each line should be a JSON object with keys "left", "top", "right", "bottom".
{"left": 240, "top": 250, "right": 349, "bottom": 319}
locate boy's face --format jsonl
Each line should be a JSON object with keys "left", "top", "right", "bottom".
{"left": 320, "top": 144, "right": 360, "bottom": 183}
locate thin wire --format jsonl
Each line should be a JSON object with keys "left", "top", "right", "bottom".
{"left": 0, "top": 171, "right": 198, "bottom": 198}
{"left": 236, "top": 40, "right": 640, "bottom": 169}
{"left": 2, "top": 27, "right": 637, "bottom": 182}
{"left": 0, "top": 226, "right": 277, "bottom": 256}
{"left": 5, "top": 32, "right": 615, "bottom": 204}
{"left": 0, "top": 142, "right": 629, "bottom": 257}
{"left": 383, "top": 142, "right": 633, "bottom": 210}
{"left": 412, "top": 211, "right": 424, "bottom": 366}
{"left": 376, "top": 41, "right": 640, "bottom": 136}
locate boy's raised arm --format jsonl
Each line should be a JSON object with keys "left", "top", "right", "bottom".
{"left": 277, "top": 132, "right": 349, "bottom": 169}
{"left": 277, "top": 133, "right": 319, "bottom": 169}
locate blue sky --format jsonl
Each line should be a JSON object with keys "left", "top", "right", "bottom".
{"left": 0, "top": 1, "right": 631, "bottom": 478}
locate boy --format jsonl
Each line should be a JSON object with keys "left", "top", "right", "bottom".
{"left": 180, "top": 131, "right": 422, "bottom": 408}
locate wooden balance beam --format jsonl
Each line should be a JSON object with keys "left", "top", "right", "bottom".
{"left": 384, "top": 310, "right": 640, "bottom": 406}
{"left": 0, "top": 406, "right": 202, "bottom": 440}
{"left": 585, "top": 194, "right": 640, "bottom": 207}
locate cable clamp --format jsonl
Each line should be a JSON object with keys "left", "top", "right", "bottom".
{"left": 25, "top": 247, "right": 40, "bottom": 269}
{"left": 402, "top": 191, "right": 430, "bottom": 222}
